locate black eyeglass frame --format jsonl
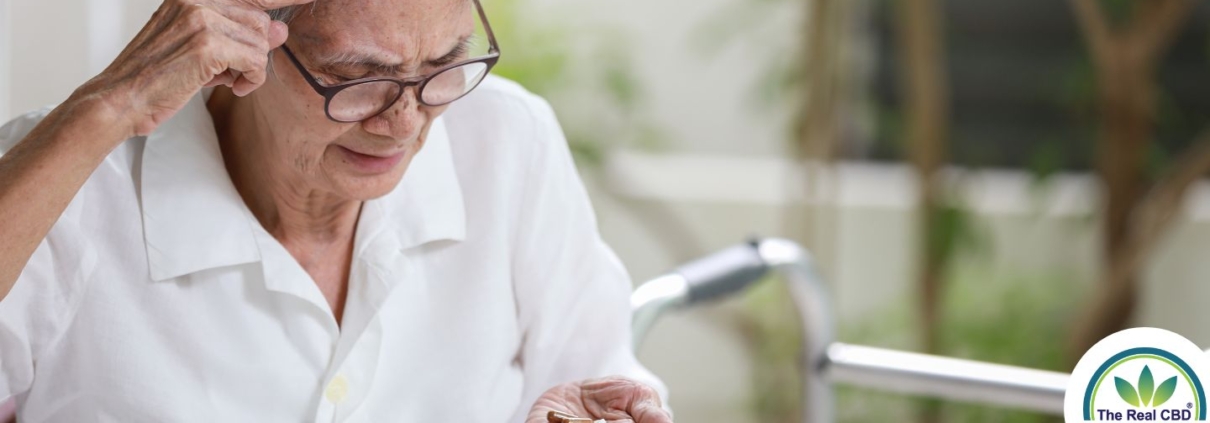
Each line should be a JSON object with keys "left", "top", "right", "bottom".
{"left": 279, "top": 0, "right": 500, "bottom": 123}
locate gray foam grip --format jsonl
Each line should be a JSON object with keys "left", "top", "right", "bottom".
{"left": 677, "top": 241, "right": 769, "bottom": 304}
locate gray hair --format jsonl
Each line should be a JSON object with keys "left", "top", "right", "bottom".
{"left": 264, "top": 5, "right": 312, "bottom": 74}
{"left": 267, "top": 6, "right": 308, "bottom": 23}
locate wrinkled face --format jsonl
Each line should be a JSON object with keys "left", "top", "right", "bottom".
{"left": 247, "top": 0, "right": 475, "bottom": 200}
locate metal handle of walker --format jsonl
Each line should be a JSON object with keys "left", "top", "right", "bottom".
{"left": 630, "top": 240, "right": 770, "bottom": 347}
{"left": 630, "top": 238, "right": 1069, "bottom": 422}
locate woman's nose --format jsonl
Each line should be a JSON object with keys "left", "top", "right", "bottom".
{"left": 360, "top": 87, "right": 426, "bottom": 140}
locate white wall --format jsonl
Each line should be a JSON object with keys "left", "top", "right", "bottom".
{"left": 6, "top": 0, "right": 158, "bottom": 117}
{"left": 524, "top": 0, "right": 801, "bottom": 157}
{"left": 9, "top": 0, "right": 88, "bottom": 115}
{"left": 86, "top": 0, "right": 127, "bottom": 75}
{"left": 0, "top": 0, "right": 11, "bottom": 121}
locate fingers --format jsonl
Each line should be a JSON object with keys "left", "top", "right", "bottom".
{"left": 268, "top": 21, "right": 289, "bottom": 48}
{"left": 228, "top": 0, "right": 314, "bottom": 11}
{"left": 630, "top": 400, "right": 673, "bottom": 423}
{"left": 205, "top": 70, "right": 237, "bottom": 87}
{"left": 216, "top": 4, "right": 272, "bottom": 39}
{"left": 620, "top": 382, "right": 671, "bottom": 423}
{"left": 206, "top": 7, "right": 270, "bottom": 52}
{"left": 526, "top": 384, "right": 590, "bottom": 423}
{"left": 184, "top": 4, "right": 274, "bottom": 96}
{"left": 578, "top": 377, "right": 673, "bottom": 423}
{"left": 231, "top": 3, "right": 292, "bottom": 48}
{"left": 206, "top": 10, "right": 271, "bottom": 94}
{"left": 210, "top": 5, "right": 287, "bottom": 91}
{"left": 187, "top": 31, "right": 268, "bottom": 96}
{"left": 85, "top": 0, "right": 300, "bottom": 137}
{"left": 218, "top": 46, "right": 268, "bottom": 96}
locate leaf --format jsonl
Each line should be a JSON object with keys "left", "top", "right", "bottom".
{"left": 1117, "top": 377, "right": 1141, "bottom": 407}
{"left": 1140, "top": 366, "right": 1155, "bottom": 406}
{"left": 1153, "top": 377, "right": 1178, "bottom": 407}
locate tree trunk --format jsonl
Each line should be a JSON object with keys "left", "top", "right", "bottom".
{"left": 894, "top": 0, "right": 950, "bottom": 421}
{"left": 1073, "top": 60, "right": 1151, "bottom": 357}
{"left": 1065, "top": 0, "right": 1195, "bottom": 362}
{"left": 895, "top": 0, "right": 950, "bottom": 361}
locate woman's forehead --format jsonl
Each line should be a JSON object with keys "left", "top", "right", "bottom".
{"left": 292, "top": 0, "right": 474, "bottom": 56}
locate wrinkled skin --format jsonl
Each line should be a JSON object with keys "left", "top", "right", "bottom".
{"left": 527, "top": 377, "right": 674, "bottom": 423}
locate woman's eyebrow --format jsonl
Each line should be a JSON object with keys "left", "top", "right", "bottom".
{"left": 313, "top": 35, "right": 475, "bottom": 75}
{"left": 426, "top": 36, "right": 474, "bottom": 67}
{"left": 313, "top": 49, "right": 406, "bottom": 75}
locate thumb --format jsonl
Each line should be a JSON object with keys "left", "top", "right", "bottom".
{"left": 632, "top": 399, "right": 673, "bottom": 423}
{"left": 268, "top": 21, "right": 289, "bottom": 48}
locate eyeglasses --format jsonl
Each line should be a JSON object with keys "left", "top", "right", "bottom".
{"left": 280, "top": 0, "right": 500, "bottom": 123}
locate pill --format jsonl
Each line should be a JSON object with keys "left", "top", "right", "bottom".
{"left": 546, "top": 410, "right": 594, "bottom": 423}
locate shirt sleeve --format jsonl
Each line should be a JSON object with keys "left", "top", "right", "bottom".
{"left": 507, "top": 96, "right": 669, "bottom": 422}
{"left": 0, "top": 222, "right": 94, "bottom": 402}
{"left": 0, "top": 111, "right": 91, "bottom": 401}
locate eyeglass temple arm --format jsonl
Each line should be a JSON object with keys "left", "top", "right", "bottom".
{"left": 472, "top": 0, "right": 500, "bottom": 55}
{"left": 279, "top": 46, "right": 331, "bottom": 94}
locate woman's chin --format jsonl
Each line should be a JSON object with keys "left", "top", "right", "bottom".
{"left": 323, "top": 151, "right": 413, "bottom": 200}
{"left": 331, "top": 174, "right": 406, "bottom": 201}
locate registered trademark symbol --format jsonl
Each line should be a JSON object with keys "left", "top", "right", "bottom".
{"left": 1188, "top": 402, "right": 1194, "bottom": 409}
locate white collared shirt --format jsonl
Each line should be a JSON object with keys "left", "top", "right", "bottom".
{"left": 0, "top": 76, "right": 666, "bottom": 422}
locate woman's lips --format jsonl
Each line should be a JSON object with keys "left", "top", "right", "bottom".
{"left": 337, "top": 146, "right": 406, "bottom": 174}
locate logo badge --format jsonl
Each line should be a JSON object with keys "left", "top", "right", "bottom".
{"left": 1065, "top": 328, "right": 1210, "bottom": 421}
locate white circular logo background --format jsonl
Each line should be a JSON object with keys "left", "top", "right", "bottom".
{"left": 1065, "top": 328, "right": 1210, "bottom": 422}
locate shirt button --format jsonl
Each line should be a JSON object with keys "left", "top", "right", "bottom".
{"left": 326, "top": 374, "right": 349, "bottom": 404}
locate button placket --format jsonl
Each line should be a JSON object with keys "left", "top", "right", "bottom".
{"left": 332, "top": 318, "right": 385, "bottom": 421}
{"left": 320, "top": 253, "right": 398, "bottom": 421}
{"left": 325, "top": 374, "right": 349, "bottom": 404}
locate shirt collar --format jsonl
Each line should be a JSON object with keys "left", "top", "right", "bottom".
{"left": 140, "top": 91, "right": 466, "bottom": 282}
{"left": 352, "top": 112, "right": 467, "bottom": 265}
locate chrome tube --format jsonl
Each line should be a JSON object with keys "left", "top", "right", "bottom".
{"left": 755, "top": 238, "right": 835, "bottom": 423}
{"left": 629, "top": 238, "right": 1068, "bottom": 422}
{"left": 828, "top": 343, "right": 1068, "bottom": 414}
{"left": 631, "top": 241, "right": 771, "bottom": 349}
{"left": 630, "top": 274, "right": 690, "bottom": 349}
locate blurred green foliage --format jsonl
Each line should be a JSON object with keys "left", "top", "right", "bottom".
{"left": 738, "top": 276, "right": 808, "bottom": 423}
{"left": 737, "top": 248, "right": 1077, "bottom": 422}
{"left": 1102, "top": 0, "right": 1140, "bottom": 24}
{"left": 929, "top": 199, "right": 989, "bottom": 265}
{"left": 692, "top": 0, "right": 804, "bottom": 139}
{"left": 480, "top": 0, "right": 665, "bottom": 166}
{"left": 839, "top": 260, "right": 1076, "bottom": 423}
{"left": 480, "top": 0, "right": 571, "bottom": 97}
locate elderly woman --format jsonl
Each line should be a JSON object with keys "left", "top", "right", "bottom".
{"left": 0, "top": 0, "right": 673, "bottom": 421}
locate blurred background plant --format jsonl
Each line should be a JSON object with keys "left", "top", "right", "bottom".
{"left": 678, "top": 0, "right": 1210, "bottom": 422}
{"left": 480, "top": 0, "right": 707, "bottom": 259}
{"left": 482, "top": 0, "right": 665, "bottom": 166}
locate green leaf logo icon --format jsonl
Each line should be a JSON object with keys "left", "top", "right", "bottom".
{"left": 1116, "top": 366, "right": 1180, "bottom": 408}
{"left": 1140, "top": 366, "right": 1155, "bottom": 406}
{"left": 1117, "top": 376, "right": 1141, "bottom": 407}
{"left": 1153, "top": 376, "right": 1178, "bottom": 407}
